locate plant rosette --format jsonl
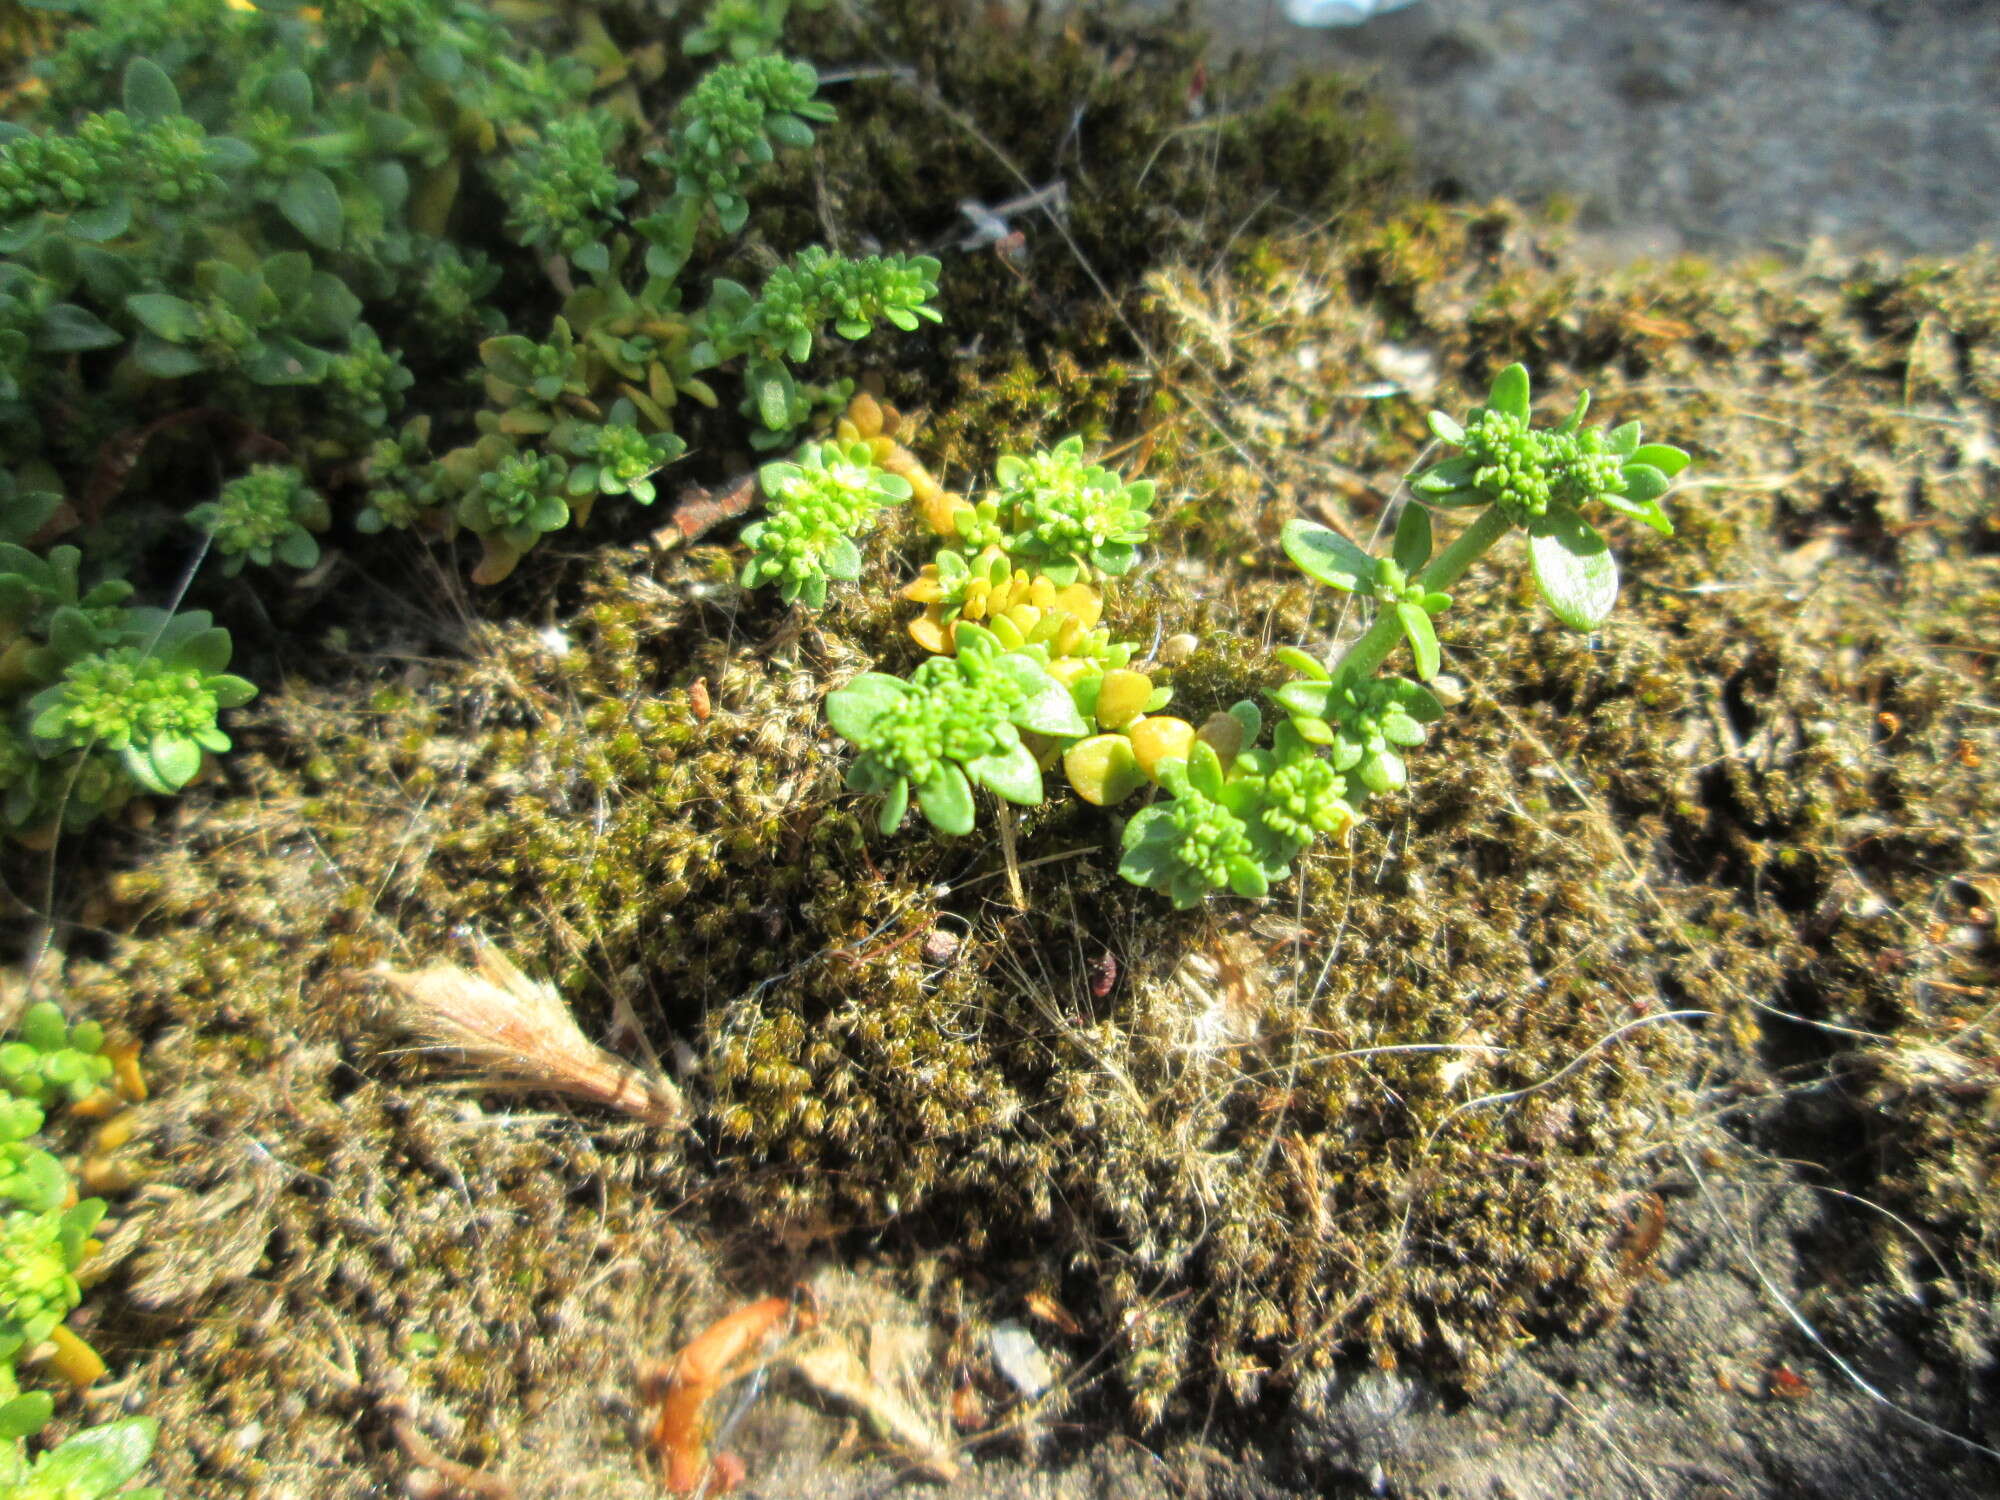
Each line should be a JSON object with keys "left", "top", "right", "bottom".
{"left": 827, "top": 621, "right": 1087, "bottom": 835}
{"left": 25, "top": 610, "right": 253, "bottom": 799}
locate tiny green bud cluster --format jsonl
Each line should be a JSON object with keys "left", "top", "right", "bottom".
{"left": 188, "top": 464, "right": 328, "bottom": 575}
{"left": 564, "top": 422, "right": 684, "bottom": 506}
{"left": 1120, "top": 742, "right": 1268, "bottom": 908}
{"left": 459, "top": 451, "right": 569, "bottom": 549}
{"left": 739, "top": 440, "right": 910, "bottom": 608}
{"left": 0, "top": 109, "right": 220, "bottom": 222}
{"left": 665, "top": 55, "right": 832, "bottom": 213}
{"left": 498, "top": 112, "right": 635, "bottom": 257}
{"left": 987, "top": 435, "right": 1157, "bottom": 585}
{"left": 828, "top": 623, "right": 1088, "bottom": 835}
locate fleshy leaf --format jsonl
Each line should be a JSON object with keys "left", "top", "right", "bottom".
{"left": 1628, "top": 442, "right": 1689, "bottom": 477}
{"left": 1527, "top": 505, "right": 1619, "bottom": 630}
{"left": 1487, "top": 362, "right": 1531, "bottom": 420}
{"left": 1280, "top": 520, "right": 1371, "bottom": 592}
{"left": 915, "top": 764, "right": 974, "bottom": 835}
{"left": 1392, "top": 503, "right": 1432, "bottom": 574}
{"left": 825, "top": 674, "right": 907, "bottom": 743}
{"left": 1396, "top": 601, "right": 1441, "bottom": 680}
{"left": 966, "top": 739, "right": 1043, "bottom": 804}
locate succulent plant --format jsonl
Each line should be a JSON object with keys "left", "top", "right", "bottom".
{"left": 0, "top": 1004, "right": 110, "bottom": 1112}
{"left": 740, "top": 439, "right": 910, "bottom": 609}
{"left": 25, "top": 610, "right": 254, "bottom": 801}
{"left": 985, "top": 435, "right": 1156, "bottom": 585}
{"left": 1119, "top": 741, "right": 1267, "bottom": 908}
{"left": 187, "top": 465, "right": 329, "bottom": 576}
{"left": 827, "top": 621, "right": 1087, "bottom": 835}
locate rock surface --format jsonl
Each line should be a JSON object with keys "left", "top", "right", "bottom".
{"left": 1156, "top": 0, "right": 2000, "bottom": 254}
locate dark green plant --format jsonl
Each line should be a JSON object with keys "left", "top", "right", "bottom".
{"left": 0, "top": 0, "right": 940, "bottom": 830}
{"left": 187, "top": 465, "right": 328, "bottom": 575}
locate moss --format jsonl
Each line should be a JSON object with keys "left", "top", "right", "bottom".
{"left": 3, "top": 12, "right": 1998, "bottom": 1493}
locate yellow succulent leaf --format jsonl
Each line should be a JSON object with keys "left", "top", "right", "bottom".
{"left": 1128, "top": 716, "right": 1197, "bottom": 781}
{"left": 846, "top": 390, "right": 885, "bottom": 437}
{"left": 1065, "top": 734, "right": 1146, "bottom": 806}
{"left": 909, "top": 614, "right": 951, "bottom": 654}
{"left": 988, "top": 614, "right": 1027, "bottom": 651}
{"left": 1046, "top": 657, "right": 1095, "bottom": 686}
{"left": 1055, "top": 583, "right": 1103, "bottom": 630}
{"left": 1094, "top": 669, "right": 1154, "bottom": 732}
{"left": 917, "top": 489, "right": 961, "bottom": 536}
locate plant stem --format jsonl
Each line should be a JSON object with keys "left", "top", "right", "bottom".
{"left": 1330, "top": 503, "right": 1511, "bottom": 683}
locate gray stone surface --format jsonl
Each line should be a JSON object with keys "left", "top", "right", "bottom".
{"left": 1152, "top": 0, "right": 2000, "bottom": 255}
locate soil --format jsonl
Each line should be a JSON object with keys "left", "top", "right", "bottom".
{"left": 9, "top": 4, "right": 2000, "bottom": 1500}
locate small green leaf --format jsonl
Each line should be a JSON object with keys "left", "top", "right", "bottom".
{"left": 755, "top": 373, "right": 789, "bottom": 430}
{"left": 1226, "top": 858, "right": 1268, "bottom": 899}
{"left": 32, "top": 1415, "right": 158, "bottom": 1494}
{"left": 1187, "top": 740, "right": 1225, "bottom": 800}
{"left": 132, "top": 334, "right": 205, "bottom": 378}
{"left": 1427, "top": 410, "right": 1465, "bottom": 444}
{"left": 148, "top": 735, "right": 203, "bottom": 791}
{"left": 276, "top": 530, "right": 320, "bottom": 569}
{"left": 34, "top": 303, "right": 119, "bottom": 352}
{"left": 209, "top": 674, "right": 256, "bottom": 708}
{"left": 1272, "top": 647, "right": 1328, "bottom": 680}
{"left": 823, "top": 536, "right": 860, "bottom": 581}
{"left": 264, "top": 66, "right": 313, "bottom": 121}
{"left": 277, "top": 170, "right": 344, "bottom": 249}
{"left": 126, "top": 293, "right": 201, "bottom": 342}
{"left": 65, "top": 194, "right": 132, "bottom": 242}
{"left": 1396, "top": 601, "right": 1441, "bottom": 680}
{"left": 1620, "top": 463, "right": 1670, "bottom": 503}
{"left": 0, "top": 1390, "right": 52, "bottom": 1440}
{"left": 876, "top": 775, "right": 909, "bottom": 833}
{"left": 1410, "top": 456, "right": 1479, "bottom": 496}
{"left": 966, "top": 739, "right": 1042, "bottom": 804}
{"left": 122, "top": 58, "right": 181, "bottom": 123}
{"left": 915, "top": 764, "right": 974, "bottom": 835}
{"left": 1392, "top": 503, "right": 1432, "bottom": 574}
{"left": 1487, "top": 362, "right": 1530, "bottom": 420}
{"left": 1272, "top": 681, "right": 1331, "bottom": 717}
{"left": 1601, "top": 493, "right": 1674, "bottom": 537}
{"left": 1527, "top": 505, "right": 1619, "bottom": 630}
{"left": 1011, "top": 669, "right": 1089, "bottom": 738}
{"left": 1281, "top": 519, "right": 1371, "bottom": 592}
{"left": 1628, "top": 442, "right": 1688, "bottom": 477}
{"left": 826, "top": 674, "right": 908, "bottom": 743}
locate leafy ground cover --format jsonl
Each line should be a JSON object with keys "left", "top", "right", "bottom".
{"left": 2, "top": 2, "right": 1997, "bottom": 1496}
